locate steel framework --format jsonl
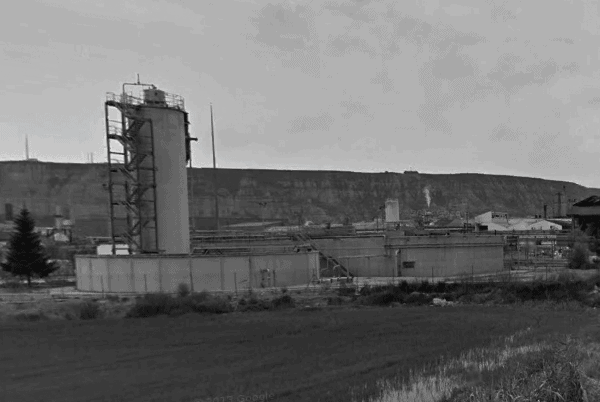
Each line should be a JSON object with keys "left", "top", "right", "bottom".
{"left": 105, "top": 90, "right": 159, "bottom": 254}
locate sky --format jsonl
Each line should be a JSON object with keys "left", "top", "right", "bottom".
{"left": 2, "top": 0, "right": 600, "bottom": 187}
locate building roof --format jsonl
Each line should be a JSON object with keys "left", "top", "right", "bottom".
{"left": 478, "top": 222, "right": 511, "bottom": 231}
{"left": 573, "top": 196, "right": 600, "bottom": 207}
{"left": 438, "top": 218, "right": 468, "bottom": 228}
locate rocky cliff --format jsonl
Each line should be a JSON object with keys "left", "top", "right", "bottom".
{"left": 0, "top": 161, "right": 597, "bottom": 236}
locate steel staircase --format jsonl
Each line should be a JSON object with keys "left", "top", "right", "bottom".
{"left": 105, "top": 93, "right": 159, "bottom": 254}
{"left": 293, "top": 232, "right": 353, "bottom": 277}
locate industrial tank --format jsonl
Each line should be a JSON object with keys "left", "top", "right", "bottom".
{"left": 135, "top": 88, "right": 190, "bottom": 254}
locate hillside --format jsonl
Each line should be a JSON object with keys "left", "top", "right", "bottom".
{"left": 0, "top": 161, "right": 597, "bottom": 236}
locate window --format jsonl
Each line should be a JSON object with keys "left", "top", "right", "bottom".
{"left": 402, "top": 261, "right": 416, "bottom": 269}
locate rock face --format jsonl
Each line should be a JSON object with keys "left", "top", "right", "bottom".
{"left": 0, "top": 161, "right": 598, "bottom": 236}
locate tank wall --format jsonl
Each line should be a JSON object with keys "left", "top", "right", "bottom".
{"left": 75, "top": 252, "right": 320, "bottom": 293}
{"left": 389, "top": 236, "right": 505, "bottom": 277}
{"left": 138, "top": 107, "right": 190, "bottom": 254}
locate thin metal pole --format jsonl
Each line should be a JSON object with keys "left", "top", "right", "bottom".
{"left": 211, "top": 104, "right": 220, "bottom": 231}
{"left": 104, "top": 103, "right": 116, "bottom": 255}
{"left": 189, "top": 157, "right": 194, "bottom": 232}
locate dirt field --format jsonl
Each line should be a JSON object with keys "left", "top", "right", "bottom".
{"left": 0, "top": 303, "right": 595, "bottom": 402}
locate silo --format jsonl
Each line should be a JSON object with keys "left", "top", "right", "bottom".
{"left": 135, "top": 88, "right": 190, "bottom": 254}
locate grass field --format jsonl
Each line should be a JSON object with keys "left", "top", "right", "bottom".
{"left": 1, "top": 305, "right": 596, "bottom": 402}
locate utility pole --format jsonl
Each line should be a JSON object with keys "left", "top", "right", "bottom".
{"left": 210, "top": 103, "right": 220, "bottom": 232}
{"left": 189, "top": 154, "right": 194, "bottom": 232}
{"left": 25, "top": 135, "right": 29, "bottom": 160}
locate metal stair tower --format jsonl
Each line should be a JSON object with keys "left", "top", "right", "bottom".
{"left": 104, "top": 85, "right": 159, "bottom": 254}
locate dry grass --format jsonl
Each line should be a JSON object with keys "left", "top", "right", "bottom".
{"left": 0, "top": 296, "right": 136, "bottom": 321}
{"left": 364, "top": 331, "right": 600, "bottom": 402}
{"left": 364, "top": 328, "right": 545, "bottom": 402}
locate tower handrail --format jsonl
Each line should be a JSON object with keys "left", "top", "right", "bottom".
{"left": 106, "top": 91, "right": 185, "bottom": 111}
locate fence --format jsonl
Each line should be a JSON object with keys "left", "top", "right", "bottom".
{"left": 312, "top": 264, "right": 600, "bottom": 292}
{"left": 75, "top": 251, "right": 320, "bottom": 294}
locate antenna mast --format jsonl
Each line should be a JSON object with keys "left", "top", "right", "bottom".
{"left": 211, "top": 104, "right": 220, "bottom": 231}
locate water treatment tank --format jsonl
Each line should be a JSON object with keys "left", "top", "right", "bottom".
{"left": 136, "top": 87, "right": 190, "bottom": 254}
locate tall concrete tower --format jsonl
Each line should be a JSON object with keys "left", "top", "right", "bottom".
{"left": 106, "top": 81, "right": 194, "bottom": 254}
{"left": 137, "top": 88, "right": 190, "bottom": 254}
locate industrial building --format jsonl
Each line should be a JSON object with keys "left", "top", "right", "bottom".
{"left": 75, "top": 81, "right": 320, "bottom": 294}
{"left": 72, "top": 82, "right": 526, "bottom": 294}
{"left": 571, "top": 196, "right": 600, "bottom": 233}
{"left": 473, "top": 211, "right": 562, "bottom": 231}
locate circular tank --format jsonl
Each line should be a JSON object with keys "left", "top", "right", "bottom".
{"left": 134, "top": 89, "right": 190, "bottom": 254}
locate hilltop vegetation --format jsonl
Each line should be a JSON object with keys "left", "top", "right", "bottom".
{"left": 0, "top": 161, "right": 598, "bottom": 234}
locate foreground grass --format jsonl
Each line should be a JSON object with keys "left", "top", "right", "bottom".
{"left": 361, "top": 320, "right": 600, "bottom": 402}
{"left": 0, "top": 305, "right": 595, "bottom": 402}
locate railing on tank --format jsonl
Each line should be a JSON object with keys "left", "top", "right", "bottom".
{"left": 105, "top": 91, "right": 185, "bottom": 111}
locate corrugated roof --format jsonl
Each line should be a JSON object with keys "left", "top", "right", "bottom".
{"left": 573, "top": 196, "right": 600, "bottom": 207}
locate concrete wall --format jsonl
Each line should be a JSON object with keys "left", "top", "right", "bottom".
{"left": 388, "top": 235, "right": 504, "bottom": 278}
{"left": 75, "top": 251, "right": 319, "bottom": 293}
{"left": 190, "top": 234, "right": 504, "bottom": 279}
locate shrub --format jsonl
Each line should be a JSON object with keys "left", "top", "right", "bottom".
{"left": 106, "top": 295, "right": 119, "bottom": 302}
{"left": 79, "top": 301, "right": 101, "bottom": 320}
{"left": 327, "top": 296, "right": 344, "bottom": 305}
{"left": 177, "top": 283, "right": 190, "bottom": 298}
{"left": 237, "top": 298, "right": 272, "bottom": 312}
{"left": 405, "top": 292, "right": 432, "bottom": 305}
{"left": 367, "top": 291, "right": 399, "bottom": 305}
{"left": 126, "top": 293, "right": 176, "bottom": 318}
{"left": 13, "top": 311, "right": 48, "bottom": 321}
{"left": 191, "top": 290, "right": 210, "bottom": 302}
{"left": 398, "top": 280, "right": 410, "bottom": 293}
{"left": 185, "top": 297, "right": 233, "bottom": 314}
{"left": 434, "top": 281, "right": 447, "bottom": 293}
{"left": 126, "top": 293, "right": 234, "bottom": 318}
{"left": 300, "top": 306, "right": 322, "bottom": 311}
{"left": 281, "top": 287, "right": 288, "bottom": 294}
{"left": 359, "top": 284, "right": 372, "bottom": 296}
{"left": 417, "top": 280, "right": 432, "bottom": 293}
{"left": 569, "top": 243, "right": 592, "bottom": 270}
{"left": 272, "top": 294, "right": 295, "bottom": 309}
{"left": 337, "top": 283, "right": 357, "bottom": 296}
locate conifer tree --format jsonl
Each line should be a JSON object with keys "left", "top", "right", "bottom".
{"left": 1, "top": 208, "right": 57, "bottom": 287}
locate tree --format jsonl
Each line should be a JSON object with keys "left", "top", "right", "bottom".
{"left": 568, "top": 242, "right": 591, "bottom": 270}
{"left": 1, "top": 208, "right": 58, "bottom": 286}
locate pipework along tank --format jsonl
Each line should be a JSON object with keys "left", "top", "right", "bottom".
{"left": 136, "top": 87, "right": 190, "bottom": 254}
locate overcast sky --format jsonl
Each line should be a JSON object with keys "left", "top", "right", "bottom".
{"left": 2, "top": 0, "right": 600, "bottom": 187}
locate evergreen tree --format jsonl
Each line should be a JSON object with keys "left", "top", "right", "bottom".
{"left": 1, "top": 208, "right": 57, "bottom": 286}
